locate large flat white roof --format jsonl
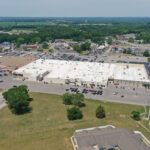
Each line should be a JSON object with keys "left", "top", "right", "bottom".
{"left": 14, "top": 59, "right": 150, "bottom": 84}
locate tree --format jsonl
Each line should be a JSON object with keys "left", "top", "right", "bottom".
{"left": 37, "top": 49, "right": 43, "bottom": 52}
{"left": 143, "top": 50, "right": 150, "bottom": 57}
{"left": 81, "top": 42, "right": 91, "bottom": 51}
{"left": 107, "top": 38, "right": 112, "bottom": 45}
{"left": 131, "top": 110, "right": 140, "bottom": 121}
{"left": 2, "top": 85, "right": 32, "bottom": 114}
{"left": 126, "top": 49, "right": 132, "bottom": 54}
{"left": 42, "top": 42, "right": 49, "bottom": 49}
{"left": 96, "top": 105, "right": 106, "bottom": 119}
{"left": 72, "top": 93, "right": 85, "bottom": 107}
{"left": 49, "top": 49, "right": 53, "bottom": 53}
{"left": 128, "top": 38, "right": 134, "bottom": 43}
{"left": 17, "top": 37, "right": 24, "bottom": 44}
{"left": 73, "top": 42, "right": 91, "bottom": 53}
{"left": 148, "top": 57, "right": 150, "bottom": 63}
{"left": 32, "top": 37, "right": 41, "bottom": 43}
{"left": 73, "top": 45, "right": 81, "bottom": 53}
{"left": 62, "top": 93, "right": 73, "bottom": 105}
{"left": 67, "top": 107, "right": 83, "bottom": 120}
{"left": 17, "top": 37, "right": 24, "bottom": 47}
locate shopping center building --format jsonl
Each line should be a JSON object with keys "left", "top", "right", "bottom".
{"left": 13, "top": 59, "right": 150, "bottom": 88}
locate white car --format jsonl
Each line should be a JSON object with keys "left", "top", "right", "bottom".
{"left": 113, "top": 92, "right": 118, "bottom": 95}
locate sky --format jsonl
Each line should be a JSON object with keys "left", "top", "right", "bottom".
{"left": 0, "top": 0, "right": 150, "bottom": 17}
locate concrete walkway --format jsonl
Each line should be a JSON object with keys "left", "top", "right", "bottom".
{"left": 0, "top": 93, "right": 6, "bottom": 110}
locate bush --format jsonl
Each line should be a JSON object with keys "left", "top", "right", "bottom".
{"left": 67, "top": 107, "right": 83, "bottom": 120}
{"left": 62, "top": 93, "right": 85, "bottom": 107}
{"left": 96, "top": 105, "right": 106, "bottom": 119}
{"left": 2, "top": 85, "right": 32, "bottom": 114}
{"left": 72, "top": 93, "right": 85, "bottom": 107}
{"left": 131, "top": 110, "right": 140, "bottom": 121}
{"left": 62, "top": 93, "right": 73, "bottom": 105}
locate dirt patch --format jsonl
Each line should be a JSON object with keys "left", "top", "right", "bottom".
{"left": 120, "top": 114, "right": 126, "bottom": 118}
{"left": 0, "top": 56, "right": 36, "bottom": 68}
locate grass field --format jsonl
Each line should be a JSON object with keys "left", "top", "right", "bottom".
{"left": 0, "top": 22, "right": 56, "bottom": 27}
{"left": 0, "top": 92, "right": 149, "bottom": 150}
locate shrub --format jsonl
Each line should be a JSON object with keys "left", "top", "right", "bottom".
{"left": 62, "top": 93, "right": 73, "bottom": 105}
{"left": 96, "top": 105, "right": 106, "bottom": 119}
{"left": 131, "top": 110, "right": 140, "bottom": 121}
{"left": 67, "top": 107, "right": 83, "bottom": 120}
{"left": 72, "top": 93, "right": 85, "bottom": 107}
{"left": 62, "top": 93, "right": 85, "bottom": 107}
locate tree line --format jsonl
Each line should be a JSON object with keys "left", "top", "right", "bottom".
{"left": 0, "top": 24, "right": 150, "bottom": 46}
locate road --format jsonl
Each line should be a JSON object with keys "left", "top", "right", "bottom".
{"left": 103, "top": 46, "right": 112, "bottom": 55}
{"left": 0, "top": 76, "right": 150, "bottom": 106}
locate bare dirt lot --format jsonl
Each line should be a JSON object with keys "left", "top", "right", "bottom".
{"left": 0, "top": 56, "right": 36, "bottom": 68}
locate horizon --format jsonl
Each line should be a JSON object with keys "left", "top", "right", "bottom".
{"left": 1, "top": 16, "right": 150, "bottom": 19}
{"left": 1, "top": 0, "right": 150, "bottom": 17}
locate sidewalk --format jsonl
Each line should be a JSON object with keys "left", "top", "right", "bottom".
{"left": 0, "top": 93, "right": 6, "bottom": 110}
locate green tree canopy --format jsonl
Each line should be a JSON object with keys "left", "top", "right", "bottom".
{"left": 131, "top": 110, "right": 140, "bottom": 121}
{"left": 42, "top": 42, "right": 49, "bottom": 49}
{"left": 143, "top": 50, "right": 150, "bottom": 57}
{"left": 128, "top": 37, "right": 134, "bottom": 43}
{"left": 73, "top": 42, "right": 91, "bottom": 53}
{"left": 107, "top": 37, "right": 112, "bottom": 44}
{"left": 81, "top": 42, "right": 91, "bottom": 51}
{"left": 2, "top": 85, "right": 32, "bottom": 114}
{"left": 32, "top": 37, "right": 41, "bottom": 43}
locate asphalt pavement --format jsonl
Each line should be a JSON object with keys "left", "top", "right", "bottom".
{"left": 0, "top": 76, "right": 150, "bottom": 106}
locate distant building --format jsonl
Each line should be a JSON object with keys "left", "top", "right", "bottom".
{"left": 0, "top": 42, "right": 12, "bottom": 51}
{"left": 22, "top": 44, "right": 39, "bottom": 50}
{"left": 2, "top": 42, "right": 11, "bottom": 45}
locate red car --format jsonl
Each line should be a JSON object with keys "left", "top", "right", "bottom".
{"left": 121, "top": 95, "right": 124, "bottom": 98}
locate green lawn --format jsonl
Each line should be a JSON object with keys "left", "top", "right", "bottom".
{"left": 148, "top": 57, "right": 150, "bottom": 63}
{"left": 0, "top": 21, "right": 56, "bottom": 27}
{"left": 0, "top": 92, "right": 149, "bottom": 150}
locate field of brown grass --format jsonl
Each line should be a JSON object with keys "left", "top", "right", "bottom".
{"left": 0, "top": 92, "right": 149, "bottom": 150}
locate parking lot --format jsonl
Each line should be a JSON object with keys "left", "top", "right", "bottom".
{"left": 0, "top": 50, "right": 148, "bottom": 64}
{"left": 0, "top": 75, "right": 150, "bottom": 106}
{"left": 0, "top": 51, "right": 149, "bottom": 106}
